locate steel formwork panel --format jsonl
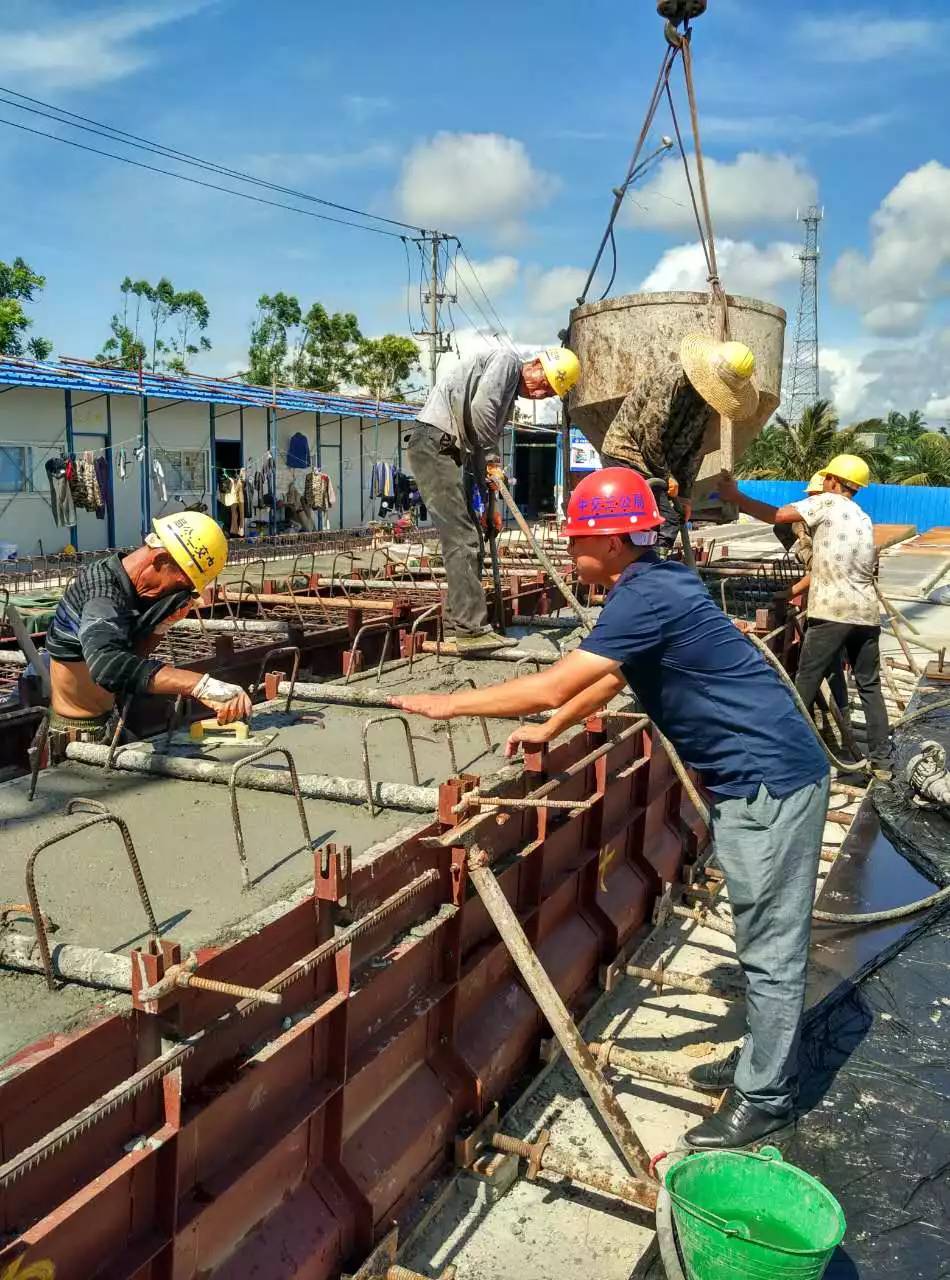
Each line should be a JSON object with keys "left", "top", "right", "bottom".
{"left": 0, "top": 714, "right": 703, "bottom": 1279}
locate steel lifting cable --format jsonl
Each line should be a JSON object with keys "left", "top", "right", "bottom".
{"left": 577, "top": 42, "right": 679, "bottom": 306}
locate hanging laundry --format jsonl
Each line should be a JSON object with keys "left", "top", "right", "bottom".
{"left": 117, "top": 447, "right": 127, "bottom": 482}
{"left": 369, "top": 461, "right": 395, "bottom": 499}
{"left": 94, "top": 454, "right": 111, "bottom": 520}
{"left": 286, "top": 432, "right": 311, "bottom": 470}
{"left": 68, "top": 451, "right": 104, "bottom": 513}
{"left": 45, "top": 456, "right": 76, "bottom": 528}
{"left": 152, "top": 457, "right": 167, "bottom": 503}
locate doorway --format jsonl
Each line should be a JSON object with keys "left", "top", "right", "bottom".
{"left": 513, "top": 429, "right": 558, "bottom": 519}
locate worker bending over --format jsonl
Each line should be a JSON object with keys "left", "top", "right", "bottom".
{"left": 599, "top": 336, "right": 758, "bottom": 549}
{"left": 720, "top": 453, "right": 890, "bottom": 772}
{"left": 393, "top": 469, "right": 829, "bottom": 1150}
{"left": 408, "top": 347, "right": 580, "bottom": 653}
{"left": 43, "top": 512, "right": 251, "bottom": 756}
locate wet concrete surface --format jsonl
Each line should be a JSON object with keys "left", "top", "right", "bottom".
{"left": 0, "top": 646, "right": 565, "bottom": 1062}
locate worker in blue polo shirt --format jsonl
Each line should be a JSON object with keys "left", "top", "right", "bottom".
{"left": 392, "top": 467, "right": 830, "bottom": 1150}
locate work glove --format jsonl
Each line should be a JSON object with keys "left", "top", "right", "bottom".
{"left": 192, "top": 674, "right": 252, "bottom": 724}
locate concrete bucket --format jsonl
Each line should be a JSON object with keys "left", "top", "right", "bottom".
{"left": 567, "top": 290, "right": 786, "bottom": 500}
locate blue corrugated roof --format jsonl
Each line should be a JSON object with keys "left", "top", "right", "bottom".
{"left": 0, "top": 354, "right": 422, "bottom": 422}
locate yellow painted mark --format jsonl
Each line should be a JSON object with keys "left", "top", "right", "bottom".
{"left": 598, "top": 844, "right": 619, "bottom": 893}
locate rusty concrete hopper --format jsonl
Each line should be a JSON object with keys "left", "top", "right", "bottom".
{"left": 567, "top": 290, "right": 786, "bottom": 497}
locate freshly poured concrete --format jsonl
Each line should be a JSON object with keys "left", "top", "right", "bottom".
{"left": 0, "top": 646, "right": 570, "bottom": 1061}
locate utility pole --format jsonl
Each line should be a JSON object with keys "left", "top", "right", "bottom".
{"left": 787, "top": 205, "right": 823, "bottom": 424}
{"left": 419, "top": 231, "right": 454, "bottom": 389}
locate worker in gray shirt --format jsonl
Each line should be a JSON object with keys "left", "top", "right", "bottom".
{"left": 408, "top": 347, "right": 580, "bottom": 652}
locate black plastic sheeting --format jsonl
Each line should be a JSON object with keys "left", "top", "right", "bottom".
{"left": 786, "top": 910, "right": 950, "bottom": 1278}
{"left": 873, "top": 685, "right": 950, "bottom": 887}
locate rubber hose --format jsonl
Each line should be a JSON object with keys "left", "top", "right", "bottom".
{"left": 813, "top": 883, "right": 950, "bottom": 925}
{"left": 655, "top": 1186, "right": 687, "bottom": 1280}
{"left": 892, "top": 695, "right": 950, "bottom": 732}
{"left": 745, "top": 632, "right": 870, "bottom": 775}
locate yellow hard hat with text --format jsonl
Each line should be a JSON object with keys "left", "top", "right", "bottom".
{"left": 538, "top": 347, "right": 581, "bottom": 397}
{"left": 151, "top": 511, "right": 228, "bottom": 592}
{"left": 819, "top": 454, "right": 870, "bottom": 489}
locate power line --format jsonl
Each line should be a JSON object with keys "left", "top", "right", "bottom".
{"left": 0, "top": 114, "right": 404, "bottom": 239}
{"left": 0, "top": 84, "right": 426, "bottom": 236}
{"left": 453, "top": 240, "right": 518, "bottom": 350}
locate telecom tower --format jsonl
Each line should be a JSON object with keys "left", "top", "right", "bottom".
{"left": 786, "top": 205, "right": 823, "bottom": 423}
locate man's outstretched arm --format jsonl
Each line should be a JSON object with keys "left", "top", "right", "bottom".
{"left": 503, "top": 670, "right": 628, "bottom": 756}
{"left": 390, "top": 649, "right": 622, "bottom": 722}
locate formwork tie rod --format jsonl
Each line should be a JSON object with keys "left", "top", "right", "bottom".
{"left": 491, "top": 1130, "right": 658, "bottom": 1212}
{"left": 625, "top": 962, "right": 742, "bottom": 1000}
{"left": 589, "top": 1040, "right": 716, "bottom": 1106}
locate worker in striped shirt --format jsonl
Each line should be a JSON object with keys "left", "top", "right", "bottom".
{"left": 43, "top": 512, "right": 250, "bottom": 753}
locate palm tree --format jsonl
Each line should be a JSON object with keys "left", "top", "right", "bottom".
{"left": 736, "top": 399, "right": 874, "bottom": 480}
{"left": 887, "top": 433, "right": 950, "bottom": 486}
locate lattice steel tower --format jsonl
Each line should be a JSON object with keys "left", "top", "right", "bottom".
{"left": 786, "top": 205, "right": 823, "bottom": 423}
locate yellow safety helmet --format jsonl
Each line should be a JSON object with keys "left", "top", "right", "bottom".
{"left": 819, "top": 453, "right": 870, "bottom": 490}
{"left": 151, "top": 511, "right": 228, "bottom": 593}
{"left": 805, "top": 471, "right": 825, "bottom": 495}
{"left": 538, "top": 347, "right": 581, "bottom": 397}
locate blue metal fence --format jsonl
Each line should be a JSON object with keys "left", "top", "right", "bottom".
{"left": 738, "top": 480, "right": 950, "bottom": 533}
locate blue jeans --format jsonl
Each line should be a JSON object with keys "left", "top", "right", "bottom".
{"left": 711, "top": 773, "right": 830, "bottom": 1114}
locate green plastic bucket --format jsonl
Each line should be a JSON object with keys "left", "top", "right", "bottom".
{"left": 665, "top": 1146, "right": 846, "bottom": 1280}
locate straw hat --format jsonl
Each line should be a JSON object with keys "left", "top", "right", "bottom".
{"left": 680, "top": 335, "right": 760, "bottom": 423}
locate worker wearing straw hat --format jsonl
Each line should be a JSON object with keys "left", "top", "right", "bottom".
{"left": 600, "top": 336, "right": 759, "bottom": 550}
{"left": 679, "top": 334, "right": 759, "bottom": 424}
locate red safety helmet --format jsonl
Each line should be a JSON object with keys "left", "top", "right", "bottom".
{"left": 563, "top": 468, "right": 662, "bottom": 538}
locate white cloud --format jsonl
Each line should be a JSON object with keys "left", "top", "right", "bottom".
{"left": 816, "top": 331, "right": 950, "bottom": 423}
{"left": 0, "top": 2, "right": 212, "bottom": 90}
{"left": 629, "top": 151, "right": 817, "bottom": 234}
{"left": 396, "top": 132, "right": 558, "bottom": 238}
{"left": 640, "top": 239, "right": 800, "bottom": 298}
{"left": 796, "top": 14, "right": 939, "bottom": 62}
{"left": 525, "top": 265, "right": 588, "bottom": 316}
{"left": 830, "top": 161, "right": 950, "bottom": 338}
{"left": 447, "top": 254, "right": 520, "bottom": 300}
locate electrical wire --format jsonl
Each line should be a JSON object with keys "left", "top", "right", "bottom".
{"left": 0, "top": 85, "right": 425, "bottom": 235}
{"left": 0, "top": 115, "right": 405, "bottom": 239}
{"left": 453, "top": 241, "right": 518, "bottom": 349}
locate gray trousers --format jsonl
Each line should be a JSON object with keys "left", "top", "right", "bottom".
{"left": 407, "top": 422, "right": 490, "bottom": 636}
{"left": 710, "top": 773, "right": 830, "bottom": 1114}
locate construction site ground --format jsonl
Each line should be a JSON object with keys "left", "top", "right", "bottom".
{"left": 1, "top": 521, "right": 948, "bottom": 1278}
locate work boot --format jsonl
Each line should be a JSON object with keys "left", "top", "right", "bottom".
{"left": 684, "top": 1090, "right": 793, "bottom": 1150}
{"left": 687, "top": 1044, "right": 740, "bottom": 1092}
{"left": 453, "top": 630, "right": 519, "bottom": 654}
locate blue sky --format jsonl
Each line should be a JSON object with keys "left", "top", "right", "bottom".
{"left": 1, "top": 0, "right": 948, "bottom": 422}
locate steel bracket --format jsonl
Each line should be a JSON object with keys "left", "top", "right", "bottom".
{"left": 316, "top": 842, "right": 352, "bottom": 905}
{"left": 454, "top": 1102, "right": 500, "bottom": 1168}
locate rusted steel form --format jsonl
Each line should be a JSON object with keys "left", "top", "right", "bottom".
{"left": 0, "top": 714, "right": 705, "bottom": 1279}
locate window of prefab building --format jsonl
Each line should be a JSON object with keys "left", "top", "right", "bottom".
{"left": 154, "top": 447, "right": 209, "bottom": 493}
{"left": 0, "top": 444, "right": 33, "bottom": 493}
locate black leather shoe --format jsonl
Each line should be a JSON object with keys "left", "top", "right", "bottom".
{"left": 687, "top": 1045, "right": 740, "bottom": 1092}
{"left": 685, "top": 1090, "right": 793, "bottom": 1150}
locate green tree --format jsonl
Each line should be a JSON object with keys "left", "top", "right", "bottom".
{"left": 98, "top": 317, "right": 147, "bottom": 370}
{"left": 0, "top": 256, "right": 52, "bottom": 359}
{"left": 146, "top": 277, "right": 176, "bottom": 371}
{"left": 887, "top": 432, "right": 950, "bottom": 486}
{"left": 296, "top": 303, "right": 362, "bottom": 391}
{"left": 166, "top": 289, "right": 212, "bottom": 374}
{"left": 736, "top": 399, "right": 874, "bottom": 479}
{"left": 882, "top": 409, "right": 927, "bottom": 457}
{"left": 353, "top": 334, "right": 420, "bottom": 400}
{"left": 248, "top": 292, "right": 303, "bottom": 386}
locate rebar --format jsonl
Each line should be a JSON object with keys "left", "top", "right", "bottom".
{"left": 252, "top": 643, "right": 301, "bottom": 713}
{"left": 489, "top": 1131, "right": 657, "bottom": 1211}
{"left": 230, "top": 746, "right": 312, "bottom": 890}
{"left": 26, "top": 804, "right": 159, "bottom": 991}
{"left": 590, "top": 1041, "right": 714, "bottom": 1098}
{"left": 361, "top": 713, "right": 420, "bottom": 816}
{"left": 625, "top": 962, "right": 742, "bottom": 1000}
{"left": 443, "top": 678, "right": 494, "bottom": 774}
